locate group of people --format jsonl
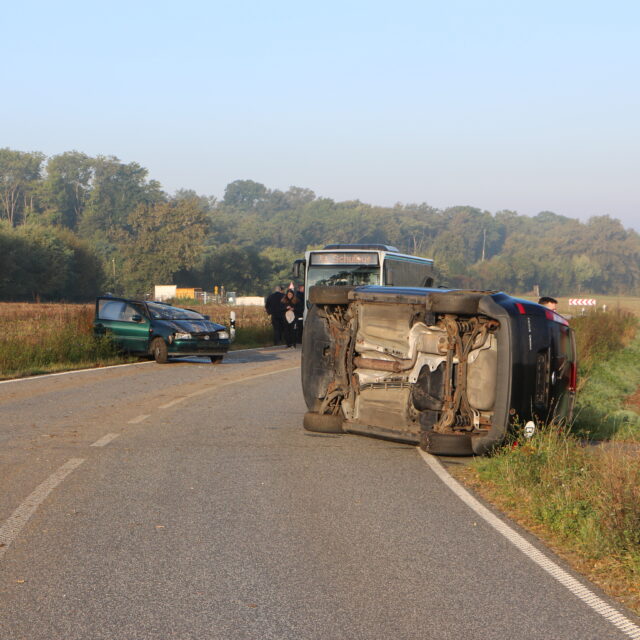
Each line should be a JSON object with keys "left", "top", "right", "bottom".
{"left": 265, "top": 285, "right": 305, "bottom": 348}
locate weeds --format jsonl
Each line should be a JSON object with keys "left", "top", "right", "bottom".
{"left": 468, "top": 425, "right": 640, "bottom": 613}
{"left": 571, "top": 309, "right": 640, "bottom": 440}
{"left": 0, "top": 304, "right": 126, "bottom": 379}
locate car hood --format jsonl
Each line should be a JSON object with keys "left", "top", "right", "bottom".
{"left": 155, "top": 319, "right": 227, "bottom": 333}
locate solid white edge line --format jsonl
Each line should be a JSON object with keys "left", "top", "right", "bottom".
{"left": 0, "top": 458, "right": 85, "bottom": 560}
{"left": 0, "top": 361, "right": 153, "bottom": 385}
{"left": 417, "top": 448, "right": 640, "bottom": 639}
{"left": 128, "top": 414, "right": 150, "bottom": 424}
{"left": 0, "top": 345, "right": 291, "bottom": 386}
{"left": 90, "top": 433, "right": 120, "bottom": 447}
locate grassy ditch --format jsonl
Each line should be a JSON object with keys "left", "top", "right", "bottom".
{"left": 458, "top": 307, "right": 640, "bottom": 615}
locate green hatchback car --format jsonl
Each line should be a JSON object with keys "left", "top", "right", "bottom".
{"left": 94, "top": 296, "right": 231, "bottom": 364}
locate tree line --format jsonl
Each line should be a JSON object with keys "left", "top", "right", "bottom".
{"left": 1, "top": 147, "right": 639, "bottom": 301}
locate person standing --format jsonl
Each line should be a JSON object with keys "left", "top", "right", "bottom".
{"left": 538, "top": 296, "right": 558, "bottom": 311}
{"left": 265, "top": 285, "right": 285, "bottom": 345}
{"left": 294, "top": 284, "right": 305, "bottom": 345}
{"left": 281, "top": 289, "right": 299, "bottom": 348}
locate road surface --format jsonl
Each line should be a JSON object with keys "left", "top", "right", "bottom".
{"left": 0, "top": 348, "right": 638, "bottom": 639}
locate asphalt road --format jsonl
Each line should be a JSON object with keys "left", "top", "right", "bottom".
{"left": 0, "top": 348, "right": 638, "bottom": 640}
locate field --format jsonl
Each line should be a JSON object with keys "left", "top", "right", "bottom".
{"left": 0, "top": 301, "right": 273, "bottom": 380}
{"left": 519, "top": 294, "right": 640, "bottom": 317}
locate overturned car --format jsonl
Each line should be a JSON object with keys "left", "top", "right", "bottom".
{"left": 301, "top": 286, "right": 576, "bottom": 456}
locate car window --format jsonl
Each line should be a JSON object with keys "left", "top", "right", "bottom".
{"left": 98, "top": 300, "right": 126, "bottom": 321}
{"left": 120, "top": 303, "right": 143, "bottom": 322}
{"left": 98, "top": 300, "right": 145, "bottom": 322}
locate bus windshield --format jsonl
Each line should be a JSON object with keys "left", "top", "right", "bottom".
{"left": 307, "top": 264, "right": 380, "bottom": 287}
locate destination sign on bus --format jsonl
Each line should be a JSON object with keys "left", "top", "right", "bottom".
{"left": 310, "top": 252, "right": 379, "bottom": 266}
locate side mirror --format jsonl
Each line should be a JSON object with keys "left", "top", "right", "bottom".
{"left": 203, "top": 314, "right": 210, "bottom": 320}
{"left": 131, "top": 314, "right": 143, "bottom": 323}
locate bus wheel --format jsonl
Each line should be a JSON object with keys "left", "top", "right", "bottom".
{"left": 309, "top": 285, "right": 353, "bottom": 305}
{"left": 303, "top": 411, "right": 344, "bottom": 434}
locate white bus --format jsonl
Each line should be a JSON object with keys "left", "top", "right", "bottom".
{"left": 293, "top": 244, "right": 435, "bottom": 290}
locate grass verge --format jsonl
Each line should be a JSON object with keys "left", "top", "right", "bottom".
{"left": 455, "top": 308, "right": 640, "bottom": 615}
{"left": 455, "top": 430, "right": 640, "bottom": 615}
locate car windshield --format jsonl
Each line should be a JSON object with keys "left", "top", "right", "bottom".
{"left": 147, "top": 302, "right": 205, "bottom": 321}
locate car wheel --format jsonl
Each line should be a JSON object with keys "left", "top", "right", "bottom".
{"left": 151, "top": 338, "right": 169, "bottom": 364}
{"left": 210, "top": 355, "right": 224, "bottom": 364}
{"left": 303, "top": 411, "right": 344, "bottom": 433}
{"left": 421, "top": 430, "right": 474, "bottom": 456}
{"left": 308, "top": 285, "right": 353, "bottom": 305}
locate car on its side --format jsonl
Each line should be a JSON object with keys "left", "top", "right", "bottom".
{"left": 94, "top": 296, "right": 231, "bottom": 364}
{"left": 301, "top": 285, "right": 576, "bottom": 455}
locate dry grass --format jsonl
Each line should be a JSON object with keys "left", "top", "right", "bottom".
{"left": 455, "top": 432, "right": 640, "bottom": 615}
{"left": 0, "top": 302, "right": 124, "bottom": 379}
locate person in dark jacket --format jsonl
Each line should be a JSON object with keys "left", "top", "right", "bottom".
{"left": 294, "top": 284, "right": 305, "bottom": 345}
{"left": 281, "top": 289, "right": 299, "bottom": 348}
{"left": 265, "top": 285, "right": 285, "bottom": 345}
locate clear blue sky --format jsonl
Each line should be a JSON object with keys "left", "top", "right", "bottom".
{"left": 2, "top": 0, "right": 639, "bottom": 229}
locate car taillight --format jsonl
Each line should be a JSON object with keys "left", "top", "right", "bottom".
{"left": 545, "top": 310, "right": 569, "bottom": 326}
{"left": 516, "top": 302, "right": 526, "bottom": 314}
{"left": 569, "top": 361, "right": 577, "bottom": 392}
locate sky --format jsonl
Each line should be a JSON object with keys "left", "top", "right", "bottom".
{"left": 2, "top": 0, "right": 639, "bottom": 229}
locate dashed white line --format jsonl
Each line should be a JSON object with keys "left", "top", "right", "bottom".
{"left": 128, "top": 414, "right": 150, "bottom": 424}
{"left": 417, "top": 448, "right": 640, "bottom": 639}
{"left": 90, "top": 433, "right": 120, "bottom": 447}
{"left": 158, "top": 397, "right": 187, "bottom": 409}
{"left": 0, "top": 458, "right": 85, "bottom": 560}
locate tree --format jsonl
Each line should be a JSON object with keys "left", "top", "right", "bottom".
{"left": 0, "top": 148, "right": 45, "bottom": 225}
{"left": 40, "top": 151, "right": 93, "bottom": 229}
{"left": 222, "top": 179, "right": 269, "bottom": 210}
{"left": 118, "top": 197, "right": 209, "bottom": 295}
{"left": 79, "top": 155, "right": 165, "bottom": 239}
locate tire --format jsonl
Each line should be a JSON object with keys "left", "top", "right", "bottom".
{"left": 301, "top": 305, "right": 333, "bottom": 412}
{"left": 426, "top": 291, "right": 485, "bottom": 315}
{"left": 308, "top": 285, "right": 353, "bottom": 305}
{"left": 421, "top": 431, "right": 474, "bottom": 456}
{"left": 303, "top": 411, "right": 344, "bottom": 434}
{"left": 210, "top": 355, "right": 224, "bottom": 364}
{"left": 151, "top": 338, "right": 169, "bottom": 364}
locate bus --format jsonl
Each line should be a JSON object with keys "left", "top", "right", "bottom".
{"left": 293, "top": 244, "right": 435, "bottom": 291}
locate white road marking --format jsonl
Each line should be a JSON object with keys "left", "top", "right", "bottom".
{"left": 0, "top": 361, "right": 152, "bottom": 385}
{"left": 0, "top": 458, "right": 85, "bottom": 560}
{"left": 90, "top": 433, "right": 120, "bottom": 447}
{"left": 417, "top": 449, "right": 640, "bottom": 639}
{"left": 158, "top": 397, "right": 187, "bottom": 409}
{"left": 128, "top": 414, "right": 150, "bottom": 424}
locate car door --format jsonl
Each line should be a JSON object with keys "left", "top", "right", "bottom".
{"left": 95, "top": 298, "right": 150, "bottom": 354}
